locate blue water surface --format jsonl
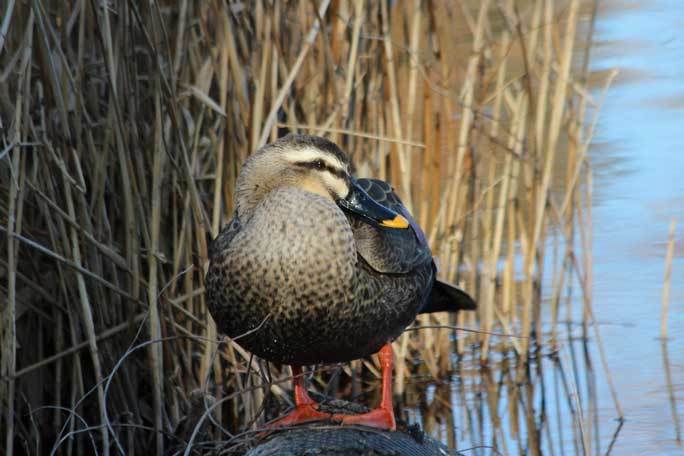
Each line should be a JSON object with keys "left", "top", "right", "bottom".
{"left": 589, "top": 0, "right": 684, "bottom": 453}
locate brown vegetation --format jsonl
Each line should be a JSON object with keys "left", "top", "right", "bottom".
{"left": 0, "top": 0, "right": 615, "bottom": 454}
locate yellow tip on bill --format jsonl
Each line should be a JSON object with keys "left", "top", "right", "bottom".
{"left": 380, "top": 214, "right": 409, "bottom": 229}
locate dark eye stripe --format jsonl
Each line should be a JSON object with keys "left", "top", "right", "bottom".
{"left": 294, "top": 161, "right": 347, "bottom": 179}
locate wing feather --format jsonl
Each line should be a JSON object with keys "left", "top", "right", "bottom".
{"left": 350, "top": 179, "right": 432, "bottom": 274}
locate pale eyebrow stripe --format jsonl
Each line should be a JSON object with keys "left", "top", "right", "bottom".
{"left": 293, "top": 161, "right": 347, "bottom": 180}
{"left": 283, "top": 147, "right": 346, "bottom": 171}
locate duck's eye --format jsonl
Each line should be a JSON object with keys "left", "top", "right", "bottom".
{"left": 313, "top": 159, "right": 325, "bottom": 170}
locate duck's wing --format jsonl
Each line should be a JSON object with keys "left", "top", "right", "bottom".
{"left": 208, "top": 216, "right": 241, "bottom": 262}
{"left": 354, "top": 179, "right": 477, "bottom": 312}
{"left": 350, "top": 178, "right": 432, "bottom": 274}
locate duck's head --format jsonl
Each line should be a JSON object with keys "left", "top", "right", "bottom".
{"left": 235, "top": 134, "right": 408, "bottom": 229}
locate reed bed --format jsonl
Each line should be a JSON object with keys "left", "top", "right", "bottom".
{"left": 0, "top": 0, "right": 617, "bottom": 454}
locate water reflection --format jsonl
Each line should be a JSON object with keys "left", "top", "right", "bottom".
{"left": 398, "top": 334, "right": 624, "bottom": 455}
{"left": 660, "top": 340, "right": 682, "bottom": 445}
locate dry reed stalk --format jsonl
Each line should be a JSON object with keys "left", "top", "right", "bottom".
{"left": 479, "top": 155, "right": 497, "bottom": 357}
{"left": 582, "top": 162, "right": 594, "bottom": 332}
{"left": 2, "top": 143, "right": 20, "bottom": 456}
{"left": 447, "top": 0, "right": 489, "bottom": 232}
{"left": 210, "top": 17, "right": 230, "bottom": 236}
{"left": 257, "top": 0, "right": 332, "bottom": 148}
{"left": 148, "top": 86, "right": 165, "bottom": 455}
{"left": 572, "top": 169, "right": 624, "bottom": 419}
{"left": 522, "top": 0, "right": 579, "bottom": 355}
{"left": 330, "top": 0, "right": 363, "bottom": 133}
{"left": 394, "top": 326, "right": 411, "bottom": 396}
{"left": 277, "top": 124, "right": 425, "bottom": 148}
{"left": 380, "top": 0, "right": 410, "bottom": 207}
{"left": 2, "top": 13, "right": 29, "bottom": 454}
{"left": 418, "top": 80, "right": 434, "bottom": 230}
{"left": 660, "top": 219, "right": 677, "bottom": 338}
{"left": 404, "top": 0, "right": 422, "bottom": 168}
{"left": 63, "top": 161, "right": 110, "bottom": 455}
{"left": 0, "top": 0, "right": 17, "bottom": 55}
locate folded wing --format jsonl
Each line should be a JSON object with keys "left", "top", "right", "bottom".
{"left": 351, "top": 178, "right": 476, "bottom": 314}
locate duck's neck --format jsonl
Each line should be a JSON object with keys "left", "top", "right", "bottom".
{"left": 236, "top": 178, "right": 333, "bottom": 226}
{"left": 244, "top": 187, "right": 338, "bottom": 233}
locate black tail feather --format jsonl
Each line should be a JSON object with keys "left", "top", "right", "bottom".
{"left": 420, "top": 280, "right": 477, "bottom": 314}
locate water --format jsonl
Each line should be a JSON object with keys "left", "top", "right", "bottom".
{"left": 588, "top": 0, "right": 684, "bottom": 453}
{"left": 398, "top": 2, "right": 684, "bottom": 454}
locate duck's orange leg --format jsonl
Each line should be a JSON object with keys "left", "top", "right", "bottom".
{"left": 332, "top": 343, "right": 397, "bottom": 430}
{"left": 266, "top": 366, "right": 331, "bottom": 428}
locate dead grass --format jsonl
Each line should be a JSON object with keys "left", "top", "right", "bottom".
{"left": 0, "top": 0, "right": 616, "bottom": 454}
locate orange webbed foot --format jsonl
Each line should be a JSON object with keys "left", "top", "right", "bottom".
{"left": 266, "top": 403, "right": 332, "bottom": 428}
{"left": 266, "top": 344, "right": 398, "bottom": 432}
{"left": 333, "top": 343, "right": 397, "bottom": 431}
{"left": 265, "top": 365, "right": 332, "bottom": 429}
{"left": 332, "top": 407, "right": 396, "bottom": 430}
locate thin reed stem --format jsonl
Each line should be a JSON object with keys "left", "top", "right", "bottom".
{"left": 660, "top": 219, "right": 677, "bottom": 338}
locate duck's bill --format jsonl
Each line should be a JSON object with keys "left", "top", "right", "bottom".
{"left": 337, "top": 181, "right": 409, "bottom": 229}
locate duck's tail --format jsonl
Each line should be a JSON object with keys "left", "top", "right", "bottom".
{"left": 420, "top": 280, "right": 477, "bottom": 314}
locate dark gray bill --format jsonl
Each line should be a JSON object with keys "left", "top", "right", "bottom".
{"left": 336, "top": 180, "right": 409, "bottom": 229}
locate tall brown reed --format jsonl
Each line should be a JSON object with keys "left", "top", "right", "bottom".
{"left": 0, "top": 1, "right": 612, "bottom": 453}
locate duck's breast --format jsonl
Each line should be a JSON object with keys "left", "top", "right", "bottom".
{"left": 208, "top": 187, "right": 359, "bottom": 363}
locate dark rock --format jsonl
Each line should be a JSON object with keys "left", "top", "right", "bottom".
{"left": 246, "top": 426, "right": 454, "bottom": 456}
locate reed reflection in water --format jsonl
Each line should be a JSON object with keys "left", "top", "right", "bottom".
{"left": 660, "top": 340, "right": 682, "bottom": 446}
{"left": 396, "top": 331, "right": 626, "bottom": 455}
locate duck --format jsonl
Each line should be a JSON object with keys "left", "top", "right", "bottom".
{"left": 205, "top": 134, "right": 476, "bottom": 430}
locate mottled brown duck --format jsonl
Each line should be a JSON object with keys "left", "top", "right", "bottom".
{"left": 205, "top": 134, "right": 475, "bottom": 430}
